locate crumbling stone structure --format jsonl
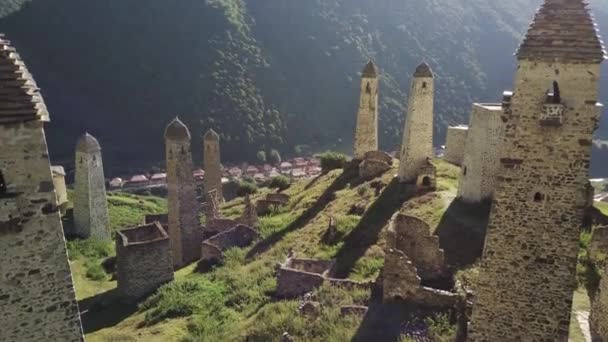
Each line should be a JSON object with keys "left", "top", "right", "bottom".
{"left": 257, "top": 193, "right": 291, "bottom": 216}
{"left": 457, "top": 103, "right": 503, "bottom": 203}
{"left": 353, "top": 61, "right": 379, "bottom": 159}
{"left": 51, "top": 165, "right": 69, "bottom": 214}
{"left": 239, "top": 194, "right": 258, "bottom": 228}
{"left": 469, "top": 1, "right": 606, "bottom": 340}
{"left": 444, "top": 125, "right": 468, "bottom": 165}
{"left": 359, "top": 150, "right": 393, "bottom": 179}
{"left": 276, "top": 257, "right": 336, "bottom": 298}
{"left": 202, "top": 189, "right": 221, "bottom": 223}
{"left": 387, "top": 214, "right": 446, "bottom": 281}
{"left": 74, "top": 132, "right": 111, "bottom": 240}
{"left": 590, "top": 226, "right": 608, "bottom": 259}
{"left": 203, "top": 129, "right": 223, "bottom": 201}
{"left": 415, "top": 158, "right": 437, "bottom": 191}
{"left": 0, "top": 35, "right": 83, "bottom": 341}
{"left": 116, "top": 222, "right": 174, "bottom": 301}
{"left": 398, "top": 62, "right": 434, "bottom": 183}
{"left": 591, "top": 266, "right": 608, "bottom": 341}
{"left": 165, "top": 117, "right": 202, "bottom": 268}
{"left": 200, "top": 224, "right": 259, "bottom": 263}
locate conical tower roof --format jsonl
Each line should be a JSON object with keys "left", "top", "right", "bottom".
{"left": 0, "top": 34, "right": 49, "bottom": 124}
{"left": 76, "top": 133, "right": 101, "bottom": 153}
{"left": 516, "top": 0, "right": 606, "bottom": 63}
{"left": 362, "top": 60, "right": 378, "bottom": 78}
{"left": 165, "top": 117, "right": 191, "bottom": 141}
{"left": 204, "top": 129, "right": 220, "bottom": 141}
{"left": 413, "top": 62, "right": 433, "bottom": 78}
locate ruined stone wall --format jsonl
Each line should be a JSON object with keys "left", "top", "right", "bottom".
{"left": 0, "top": 121, "right": 83, "bottom": 341}
{"left": 469, "top": 60, "right": 603, "bottom": 340}
{"left": 203, "top": 130, "right": 223, "bottom": 201}
{"left": 398, "top": 67, "right": 434, "bottom": 182}
{"left": 116, "top": 223, "right": 174, "bottom": 301}
{"left": 354, "top": 71, "right": 379, "bottom": 158}
{"left": 457, "top": 104, "right": 503, "bottom": 203}
{"left": 444, "top": 126, "right": 468, "bottom": 165}
{"left": 200, "top": 225, "right": 259, "bottom": 262}
{"left": 591, "top": 266, "right": 608, "bottom": 341}
{"left": 382, "top": 248, "right": 421, "bottom": 301}
{"left": 388, "top": 214, "right": 445, "bottom": 280}
{"left": 166, "top": 123, "right": 202, "bottom": 268}
{"left": 590, "top": 226, "right": 608, "bottom": 260}
{"left": 74, "top": 142, "right": 110, "bottom": 240}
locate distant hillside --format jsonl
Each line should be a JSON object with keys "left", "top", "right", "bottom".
{"left": 0, "top": 0, "right": 606, "bottom": 174}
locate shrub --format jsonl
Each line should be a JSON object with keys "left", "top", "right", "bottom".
{"left": 425, "top": 314, "right": 457, "bottom": 342}
{"left": 236, "top": 180, "right": 258, "bottom": 196}
{"left": 269, "top": 175, "right": 290, "bottom": 191}
{"left": 256, "top": 150, "right": 267, "bottom": 163}
{"left": 319, "top": 151, "right": 348, "bottom": 173}
{"left": 85, "top": 261, "right": 107, "bottom": 281}
{"left": 67, "top": 239, "right": 113, "bottom": 260}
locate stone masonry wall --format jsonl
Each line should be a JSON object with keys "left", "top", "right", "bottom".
{"left": 74, "top": 139, "right": 111, "bottom": 240}
{"left": 387, "top": 214, "right": 446, "bottom": 280}
{"left": 203, "top": 129, "right": 223, "bottom": 201}
{"left": 200, "top": 225, "right": 259, "bottom": 262}
{"left": 116, "top": 222, "right": 174, "bottom": 301}
{"left": 444, "top": 126, "right": 468, "bottom": 165}
{"left": 166, "top": 121, "right": 202, "bottom": 268}
{"left": 591, "top": 266, "right": 608, "bottom": 341}
{"left": 0, "top": 121, "right": 83, "bottom": 341}
{"left": 457, "top": 104, "right": 503, "bottom": 203}
{"left": 469, "top": 60, "right": 603, "bottom": 341}
{"left": 354, "top": 65, "right": 379, "bottom": 158}
{"left": 398, "top": 66, "right": 434, "bottom": 182}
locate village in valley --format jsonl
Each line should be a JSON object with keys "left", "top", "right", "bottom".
{"left": 1, "top": 0, "right": 608, "bottom": 341}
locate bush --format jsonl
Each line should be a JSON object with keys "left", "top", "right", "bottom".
{"left": 67, "top": 239, "right": 113, "bottom": 260}
{"left": 236, "top": 180, "right": 258, "bottom": 196}
{"left": 256, "top": 150, "right": 267, "bottom": 163}
{"left": 85, "top": 261, "right": 107, "bottom": 281}
{"left": 319, "top": 151, "right": 348, "bottom": 173}
{"left": 269, "top": 175, "right": 290, "bottom": 191}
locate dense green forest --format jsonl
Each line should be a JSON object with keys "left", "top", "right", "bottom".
{"left": 0, "top": 0, "right": 606, "bottom": 174}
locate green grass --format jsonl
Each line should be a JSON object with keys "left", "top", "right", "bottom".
{"left": 107, "top": 192, "right": 167, "bottom": 231}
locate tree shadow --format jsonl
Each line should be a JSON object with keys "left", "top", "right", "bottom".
{"left": 435, "top": 198, "right": 491, "bottom": 269}
{"left": 79, "top": 288, "right": 138, "bottom": 334}
{"left": 333, "top": 179, "right": 416, "bottom": 278}
{"left": 246, "top": 163, "right": 360, "bottom": 260}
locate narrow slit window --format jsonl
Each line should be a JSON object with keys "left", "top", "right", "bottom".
{"left": 534, "top": 192, "right": 543, "bottom": 202}
{"left": 422, "top": 82, "right": 427, "bottom": 89}
{"left": 0, "top": 170, "right": 6, "bottom": 194}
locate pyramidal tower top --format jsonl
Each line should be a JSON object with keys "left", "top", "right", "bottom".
{"left": 516, "top": 0, "right": 606, "bottom": 63}
{"left": 0, "top": 35, "right": 49, "bottom": 123}
{"left": 413, "top": 62, "right": 433, "bottom": 78}
{"left": 204, "top": 128, "right": 220, "bottom": 141}
{"left": 362, "top": 60, "right": 378, "bottom": 78}
{"left": 76, "top": 132, "right": 101, "bottom": 153}
{"left": 165, "top": 117, "right": 191, "bottom": 141}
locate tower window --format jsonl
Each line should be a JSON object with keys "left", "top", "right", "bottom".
{"left": 422, "top": 82, "right": 427, "bottom": 89}
{"left": 463, "top": 167, "right": 467, "bottom": 176}
{"left": 422, "top": 176, "right": 431, "bottom": 187}
{"left": 366, "top": 82, "right": 372, "bottom": 94}
{"left": 534, "top": 192, "right": 543, "bottom": 202}
{"left": 0, "top": 170, "right": 6, "bottom": 194}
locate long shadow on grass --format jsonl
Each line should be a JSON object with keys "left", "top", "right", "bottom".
{"left": 246, "top": 163, "right": 360, "bottom": 260}
{"left": 333, "top": 179, "right": 416, "bottom": 278}
{"left": 434, "top": 198, "right": 491, "bottom": 269}
{"left": 79, "top": 289, "right": 138, "bottom": 334}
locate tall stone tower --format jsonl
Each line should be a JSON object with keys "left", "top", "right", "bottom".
{"left": 398, "top": 62, "right": 434, "bottom": 182}
{"left": 165, "top": 118, "right": 201, "bottom": 268}
{"left": 74, "top": 132, "right": 111, "bottom": 240}
{"left": 0, "top": 35, "right": 83, "bottom": 341}
{"left": 353, "top": 60, "right": 379, "bottom": 159}
{"left": 469, "top": 1, "right": 606, "bottom": 340}
{"left": 203, "top": 129, "right": 223, "bottom": 201}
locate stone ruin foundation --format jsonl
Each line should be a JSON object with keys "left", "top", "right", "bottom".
{"left": 257, "top": 193, "right": 291, "bottom": 216}
{"left": 116, "top": 222, "right": 174, "bottom": 301}
{"left": 358, "top": 150, "right": 393, "bottom": 179}
{"left": 200, "top": 224, "right": 260, "bottom": 264}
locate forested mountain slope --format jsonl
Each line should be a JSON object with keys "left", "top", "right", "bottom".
{"left": 0, "top": 0, "right": 606, "bottom": 174}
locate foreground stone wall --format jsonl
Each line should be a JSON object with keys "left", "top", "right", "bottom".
{"left": 444, "top": 126, "right": 468, "bottom": 165}
{"left": 398, "top": 63, "right": 434, "bottom": 183}
{"left": 0, "top": 123, "right": 83, "bottom": 340}
{"left": 353, "top": 61, "right": 379, "bottom": 158}
{"left": 591, "top": 266, "right": 608, "bottom": 341}
{"left": 165, "top": 118, "right": 202, "bottom": 268}
{"left": 276, "top": 258, "right": 335, "bottom": 298}
{"left": 74, "top": 133, "right": 111, "bottom": 240}
{"left": 116, "top": 222, "right": 174, "bottom": 301}
{"left": 469, "top": 60, "right": 603, "bottom": 340}
{"left": 457, "top": 104, "right": 503, "bottom": 203}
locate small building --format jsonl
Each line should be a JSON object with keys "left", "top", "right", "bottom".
{"left": 128, "top": 174, "right": 149, "bottom": 186}
{"left": 253, "top": 173, "right": 266, "bottom": 183}
{"left": 51, "top": 165, "right": 69, "bottom": 213}
{"left": 109, "top": 177, "right": 124, "bottom": 190}
{"left": 245, "top": 165, "right": 259, "bottom": 176}
{"left": 150, "top": 173, "right": 167, "bottom": 184}
{"left": 116, "top": 222, "right": 174, "bottom": 301}
{"left": 292, "top": 168, "right": 306, "bottom": 179}
{"left": 280, "top": 162, "right": 293, "bottom": 172}
{"left": 227, "top": 167, "right": 242, "bottom": 179}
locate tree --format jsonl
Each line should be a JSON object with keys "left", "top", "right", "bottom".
{"left": 269, "top": 149, "right": 282, "bottom": 165}
{"left": 256, "top": 150, "right": 267, "bottom": 163}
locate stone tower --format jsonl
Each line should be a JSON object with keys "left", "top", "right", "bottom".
{"left": 469, "top": 1, "right": 606, "bottom": 340}
{"left": 74, "top": 132, "right": 111, "bottom": 240}
{"left": 398, "top": 62, "right": 434, "bottom": 182}
{"left": 203, "top": 129, "right": 223, "bottom": 201}
{"left": 457, "top": 104, "right": 503, "bottom": 203}
{"left": 0, "top": 35, "right": 83, "bottom": 341}
{"left": 353, "top": 60, "right": 379, "bottom": 159}
{"left": 165, "top": 118, "right": 202, "bottom": 268}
